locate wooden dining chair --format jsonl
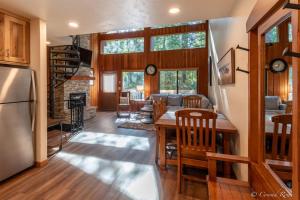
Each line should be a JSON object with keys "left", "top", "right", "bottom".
{"left": 175, "top": 109, "right": 217, "bottom": 193}
{"left": 268, "top": 114, "right": 293, "bottom": 161}
{"left": 153, "top": 99, "right": 167, "bottom": 123}
{"left": 182, "top": 95, "right": 202, "bottom": 108}
{"left": 285, "top": 101, "right": 293, "bottom": 114}
{"left": 117, "top": 91, "right": 131, "bottom": 118}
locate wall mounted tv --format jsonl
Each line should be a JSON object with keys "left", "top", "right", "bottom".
{"left": 79, "top": 47, "right": 93, "bottom": 67}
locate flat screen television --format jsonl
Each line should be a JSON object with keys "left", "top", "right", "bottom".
{"left": 79, "top": 47, "right": 93, "bottom": 67}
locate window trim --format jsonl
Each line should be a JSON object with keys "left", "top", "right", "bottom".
{"left": 158, "top": 69, "right": 198, "bottom": 94}
{"left": 150, "top": 31, "right": 207, "bottom": 52}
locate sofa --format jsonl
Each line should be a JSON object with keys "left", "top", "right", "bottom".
{"left": 265, "top": 96, "right": 286, "bottom": 113}
{"left": 146, "top": 94, "right": 213, "bottom": 111}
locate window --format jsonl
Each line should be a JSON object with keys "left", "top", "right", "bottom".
{"left": 101, "top": 38, "right": 144, "bottom": 54}
{"left": 160, "top": 70, "right": 197, "bottom": 94}
{"left": 151, "top": 32, "right": 206, "bottom": 51}
{"left": 103, "top": 73, "right": 116, "bottom": 93}
{"left": 122, "top": 71, "right": 144, "bottom": 99}
{"left": 105, "top": 28, "right": 143, "bottom": 34}
{"left": 151, "top": 20, "right": 205, "bottom": 29}
{"left": 265, "top": 26, "right": 279, "bottom": 43}
{"left": 288, "top": 66, "right": 293, "bottom": 100}
{"left": 288, "top": 23, "right": 293, "bottom": 42}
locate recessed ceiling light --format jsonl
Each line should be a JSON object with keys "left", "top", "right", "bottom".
{"left": 46, "top": 41, "right": 51, "bottom": 45}
{"left": 169, "top": 7, "right": 180, "bottom": 14}
{"left": 68, "top": 22, "right": 79, "bottom": 28}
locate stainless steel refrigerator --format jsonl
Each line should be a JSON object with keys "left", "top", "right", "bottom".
{"left": 0, "top": 66, "right": 36, "bottom": 181}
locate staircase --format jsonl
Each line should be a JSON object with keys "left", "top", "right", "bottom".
{"left": 49, "top": 36, "right": 81, "bottom": 118}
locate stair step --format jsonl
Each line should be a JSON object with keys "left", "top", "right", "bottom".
{"left": 54, "top": 71, "right": 74, "bottom": 75}
{"left": 55, "top": 78, "right": 67, "bottom": 82}
{"left": 50, "top": 57, "right": 80, "bottom": 62}
{"left": 51, "top": 50, "right": 79, "bottom": 55}
{"left": 52, "top": 64, "right": 79, "bottom": 68}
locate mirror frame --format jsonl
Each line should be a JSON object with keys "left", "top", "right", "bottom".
{"left": 248, "top": 1, "right": 300, "bottom": 198}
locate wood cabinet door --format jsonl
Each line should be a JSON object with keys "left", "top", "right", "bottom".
{"left": 4, "top": 15, "right": 29, "bottom": 64}
{"left": 0, "top": 14, "right": 5, "bottom": 60}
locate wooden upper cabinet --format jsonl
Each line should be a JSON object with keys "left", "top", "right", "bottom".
{"left": 0, "top": 12, "right": 30, "bottom": 65}
{"left": 0, "top": 14, "right": 4, "bottom": 60}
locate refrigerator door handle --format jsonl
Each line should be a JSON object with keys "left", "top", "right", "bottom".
{"left": 31, "top": 71, "right": 37, "bottom": 133}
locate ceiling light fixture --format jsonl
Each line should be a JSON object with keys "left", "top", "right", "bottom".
{"left": 169, "top": 7, "right": 180, "bottom": 14}
{"left": 68, "top": 22, "right": 79, "bottom": 28}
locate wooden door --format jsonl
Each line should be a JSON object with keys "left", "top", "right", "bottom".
{"left": 0, "top": 14, "right": 5, "bottom": 60}
{"left": 4, "top": 15, "right": 29, "bottom": 64}
{"left": 101, "top": 72, "right": 117, "bottom": 111}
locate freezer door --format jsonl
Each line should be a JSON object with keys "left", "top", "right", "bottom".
{"left": 0, "top": 102, "right": 34, "bottom": 181}
{"left": 0, "top": 66, "right": 32, "bottom": 103}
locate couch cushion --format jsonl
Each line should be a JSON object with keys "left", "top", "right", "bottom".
{"left": 265, "top": 96, "right": 281, "bottom": 110}
{"left": 151, "top": 94, "right": 168, "bottom": 102}
{"left": 167, "top": 95, "right": 182, "bottom": 106}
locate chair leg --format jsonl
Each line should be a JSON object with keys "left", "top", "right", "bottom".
{"left": 155, "top": 134, "right": 160, "bottom": 164}
{"left": 177, "top": 157, "right": 182, "bottom": 193}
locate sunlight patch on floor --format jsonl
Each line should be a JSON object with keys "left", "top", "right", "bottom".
{"left": 57, "top": 152, "right": 160, "bottom": 200}
{"left": 70, "top": 131, "right": 150, "bottom": 151}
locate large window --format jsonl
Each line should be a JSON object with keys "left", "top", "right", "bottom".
{"left": 122, "top": 71, "right": 144, "bottom": 99}
{"left": 101, "top": 38, "right": 144, "bottom": 54}
{"left": 151, "top": 32, "right": 206, "bottom": 51}
{"left": 160, "top": 70, "right": 197, "bottom": 94}
{"left": 265, "top": 26, "right": 279, "bottom": 43}
{"left": 151, "top": 20, "right": 205, "bottom": 29}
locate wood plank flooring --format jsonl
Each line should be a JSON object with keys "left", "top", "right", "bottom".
{"left": 0, "top": 112, "right": 208, "bottom": 200}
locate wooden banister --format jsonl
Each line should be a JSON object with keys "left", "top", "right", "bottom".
{"left": 206, "top": 153, "right": 250, "bottom": 164}
{"left": 207, "top": 153, "right": 250, "bottom": 181}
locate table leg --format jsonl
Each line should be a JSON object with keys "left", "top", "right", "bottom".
{"left": 223, "top": 134, "right": 231, "bottom": 178}
{"left": 159, "top": 127, "right": 166, "bottom": 169}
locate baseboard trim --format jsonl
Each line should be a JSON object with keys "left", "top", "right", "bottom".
{"left": 35, "top": 159, "right": 48, "bottom": 168}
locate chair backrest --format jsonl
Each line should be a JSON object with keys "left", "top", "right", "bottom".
{"left": 183, "top": 95, "right": 202, "bottom": 108}
{"left": 119, "top": 91, "right": 130, "bottom": 105}
{"left": 175, "top": 109, "right": 217, "bottom": 153}
{"left": 285, "top": 101, "right": 293, "bottom": 114}
{"left": 271, "top": 114, "right": 293, "bottom": 161}
{"left": 153, "top": 99, "right": 167, "bottom": 122}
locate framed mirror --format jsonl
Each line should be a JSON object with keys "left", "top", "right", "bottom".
{"left": 262, "top": 17, "right": 293, "bottom": 190}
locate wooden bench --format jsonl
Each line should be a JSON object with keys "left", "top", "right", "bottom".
{"left": 207, "top": 153, "right": 252, "bottom": 200}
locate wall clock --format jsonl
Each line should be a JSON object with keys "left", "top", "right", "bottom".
{"left": 145, "top": 64, "right": 157, "bottom": 76}
{"left": 269, "top": 59, "right": 288, "bottom": 73}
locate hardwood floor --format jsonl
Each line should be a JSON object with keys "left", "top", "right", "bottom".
{"left": 0, "top": 112, "right": 208, "bottom": 200}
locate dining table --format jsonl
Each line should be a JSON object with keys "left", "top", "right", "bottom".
{"left": 155, "top": 109, "right": 238, "bottom": 178}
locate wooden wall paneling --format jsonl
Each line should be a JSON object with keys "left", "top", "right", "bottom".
{"left": 90, "top": 33, "right": 100, "bottom": 109}
{"left": 97, "top": 22, "right": 209, "bottom": 110}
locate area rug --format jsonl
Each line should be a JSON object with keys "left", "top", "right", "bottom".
{"left": 117, "top": 113, "right": 156, "bottom": 131}
{"left": 118, "top": 122, "right": 156, "bottom": 132}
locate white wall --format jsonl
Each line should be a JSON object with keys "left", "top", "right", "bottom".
{"left": 208, "top": 0, "right": 256, "bottom": 181}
